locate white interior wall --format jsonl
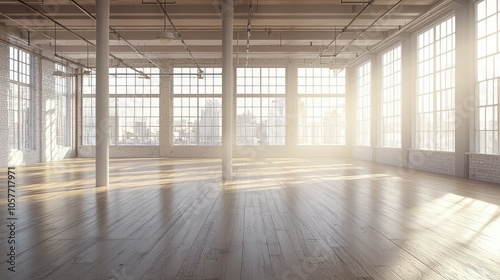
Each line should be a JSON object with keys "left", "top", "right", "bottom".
{"left": 76, "top": 59, "right": 352, "bottom": 159}
{"left": 1, "top": 32, "right": 76, "bottom": 167}
{"left": 0, "top": 39, "right": 9, "bottom": 167}
{"left": 1, "top": 15, "right": 500, "bottom": 183}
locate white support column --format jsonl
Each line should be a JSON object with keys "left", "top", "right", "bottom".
{"left": 286, "top": 65, "right": 298, "bottom": 149}
{"left": 370, "top": 54, "right": 380, "bottom": 160}
{"left": 222, "top": 0, "right": 234, "bottom": 180}
{"left": 401, "top": 34, "right": 412, "bottom": 167}
{"left": 75, "top": 72, "right": 81, "bottom": 156}
{"left": 345, "top": 67, "right": 356, "bottom": 148}
{"left": 159, "top": 61, "right": 171, "bottom": 158}
{"left": 96, "top": 0, "right": 109, "bottom": 187}
{"left": 455, "top": 2, "right": 473, "bottom": 178}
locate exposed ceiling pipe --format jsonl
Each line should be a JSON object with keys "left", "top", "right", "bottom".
{"left": 2, "top": 11, "right": 87, "bottom": 69}
{"left": 70, "top": 0, "right": 165, "bottom": 75}
{"left": 16, "top": 0, "right": 148, "bottom": 78}
{"left": 55, "top": 53, "right": 88, "bottom": 69}
{"left": 0, "top": 11, "right": 53, "bottom": 41}
{"left": 155, "top": 0, "right": 203, "bottom": 74}
{"left": 70, "top": 0, "right": 94, "bottom": 19}
{"left": 237, "top": 26, "right": 240, "bottom": 66}
{"left": 318, "top": 26, "right": 339, "bottom": 66}
{"left": 312, "top": 0, "right": 373, "bottom": 63}
{"left": 0, "top": 0, "right": 43, "bottom": 3}
{"left": 0, "top": 36, "right": 85, "bottom": 69}
{"left": 341, "top": 0, "right": 372, "bottom": 3}
{"left": 246, "top": 0, "right": 253, "bottom": 66}
{"left": 81, "top": 72, "right": 221, "bottom": 76}
{"left": 141, "top": 0, "right": 175, "bottom": 4}
{"left": 53, "top": 23, "right": 57, "bottom": 55}
{"left": 329, "top": 0, "right": 406, "bottom": 63}
{"left": 346, "top": 0, "right": 453, "bottom": 67}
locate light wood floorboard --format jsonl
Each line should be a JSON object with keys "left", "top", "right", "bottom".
{"left": 0, "top": 158, "right": 499, "bottom": 279}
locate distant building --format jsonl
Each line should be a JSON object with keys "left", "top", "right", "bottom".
{"left": 198, "top": 99, "right": 222, "bottom": 145}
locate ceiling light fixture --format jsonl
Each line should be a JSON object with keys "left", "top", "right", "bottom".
{"left": 197, "top": 68, "right": 205, "bottom": 80}
{"left": 52, "top": 23, "right": 61, "bottom": 76}
{"left": 330, "top": 26, "right": 340, "bottom": 76}
{"left": 53, "top": 70, "right": 78, "bottom": 77}
{"left": 330, "top": 68, "right": 342, "bottom": 76}
{"left": 139, "top": 73, "right": 151, "bottom": 79}
{"left": 156, "top": 30, "right": 175, "bottom": 44}
{"left": 53, "top": 70, "right": 66, "bottom": 77}
{"left": 82, "top": 40, "right": 91, "bottom": 76}
{"left": 157, "top": 0, "right": 175, "bottom": 44}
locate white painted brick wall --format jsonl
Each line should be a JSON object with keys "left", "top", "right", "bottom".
{"left": 353, "top": 146, "right": 373, "bottom": 161}
{"left": 77, "top": 145, "right": 351, "bottom": 158}
{"left": 1, "top": 38, "right": 42, "bottom": 166}
{"left": 0, "top": 40, "right": 8, "bottom": 167}
{"left": 469, "top": 153, "right": 500, "bottom": 184}
{"left": 40, "top": 58, "right": 55, "bottom": 162}
{"left": 0, "top": 46, "right": 497, "bottom": 185}
{"left": 409, "top": 149, "right": 455, "bottom": 176}
{"left": 78, "top": 146, "right": 161, "bottom": 158}
{"left": 375, "top": 147, "right": 403, "bottom": 167}
{"left": 39, "top": 58, "right": 75, "bottom": 162}
{"left": 0, "top": 31, "right": 76, "bottom": 167}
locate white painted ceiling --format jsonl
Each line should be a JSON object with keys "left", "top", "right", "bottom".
{"left": 0, "top": 0, "right": 445, "bottom": 67}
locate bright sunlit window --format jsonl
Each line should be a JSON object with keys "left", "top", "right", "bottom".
{"left": 416, "top": 16, "right": 456, "bottom": 151}
{"left": 236, "top": 68, "right": 286, "bottom": 146}
{"left": 381, "top": 46, "right": 402, "bottom": 148}
{"left": 297, "top": 68, "right": 346, "bottom": 145}
{"left": 476, "top": 0, "right": 500, "bottom": 154}
{"left": 54, "top": 64, "right": 72, "bottom": 147}
{"left": 173, "top": 67, "right": 222, "bottom": 146}
{"left": 81, "top": 94, "right": 96, "bottom": 146}
{"left": 8, "top": 46, "right": 34, "bottom": 150}
{"left": 356, "top": 61, "right": 371, "bottom": 146}
{"left": 82, "top": 68, "right": 160, "bottom": 146}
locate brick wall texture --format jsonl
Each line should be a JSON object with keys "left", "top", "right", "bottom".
{"left": 469, "top": 154, "right": 500, "bottom": 184}
{"left": 376, "top": 147, "right": 403, "bottom": 167}
{"left": 1, "top": 39, "right": 75, "bottom": 167}
{"left": 409, "top": 150, "right": 455, "bottom": 176}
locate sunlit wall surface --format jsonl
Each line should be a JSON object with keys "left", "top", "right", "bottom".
{"left": 381, "top": 46, "right": 402, "bottom": 148}
{"left": 8, "top": 46, "right": 34, "bottom": 150}
{"left": 82, "top": 67, "right": 160, "bottom": 146}
{"left": 476, "top": 0, "right": 500, "bottom": 154}
{"left": 173, "top": 67, "right": 222, "bottom": 146}
{"left": 236, "top": 68, "right": 286, "bottom": 146}
{"left": 356, "top": 62, "right": 371, "bottom": 146}
{"left": 298, "top": 68, "right": 346, "bottom": 145}
{"left": 54, "top": 64, "right": 73, "bottom": 147}
{"left": 416, "top": 16, "right": 456, "bottom": 151}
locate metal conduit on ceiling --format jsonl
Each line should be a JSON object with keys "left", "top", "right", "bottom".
{"left": 16, "top": 0, "right": 149, "bottom": 78}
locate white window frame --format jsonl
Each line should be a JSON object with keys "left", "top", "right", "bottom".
{"left": 54, "top": 63, "right": 73, "bottom": 147}
{"left": 8, "top": 46, "right": 35, "bottom": 150}
{"left": 236, "top": 67, "right": 286, "bottom": 146}
{"left": 415, "top": 16, "right": 456, "bottom": 152}
{"left": 297, "top": 68, "right": 346, "bottom": 146}
{"left": 82, "top": 67, "right": 160, "bottom": 146}
{"left": 476, "top": 0, "right": 500, "bottom": 154}
{"left": 380, "top": 46, "right": 402, "bottom": 148}
{"left": 173, "top": 67, "right": 223, "bottom": 146}
{"left": 356, "top": 61, "right": 371, "bottom": 146}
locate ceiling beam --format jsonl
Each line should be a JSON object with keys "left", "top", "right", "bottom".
{"left": 0, "top": 4, "right": 431, "bottom": 16}
{"left": 50, "top": 44, "right": 372, "bottom": 55}
{"left": 24, "top": 30, "right": 388, "bottom": 41}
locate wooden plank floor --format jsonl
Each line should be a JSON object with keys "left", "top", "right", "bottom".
{"left": 1, "top": 158, "right": 499, "bottom": 280}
